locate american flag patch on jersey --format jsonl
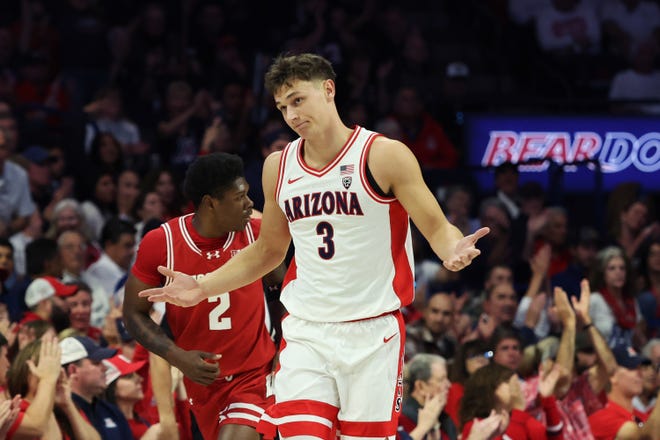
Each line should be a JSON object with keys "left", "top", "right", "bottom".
{"left": 340, "top": 164, "right": 354, "bottom": 175}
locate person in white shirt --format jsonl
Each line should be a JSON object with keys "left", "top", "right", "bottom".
{"left": 84, "top": 218, "right": 135, "bottom": 324}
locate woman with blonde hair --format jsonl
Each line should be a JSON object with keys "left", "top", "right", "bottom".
{"left": 5, "top": 334, "right": 100, "bottom": 439}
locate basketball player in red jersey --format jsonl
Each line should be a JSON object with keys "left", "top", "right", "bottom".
{"left": 123, "top": 153, "right": 280, "bottom": 440}
{"left": 140, "top": 54, "right": 489, "bottom": 440}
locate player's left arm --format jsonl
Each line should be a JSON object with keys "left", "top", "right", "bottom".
{"left": 368, "top": 137, "right": 489, "bottom": 270}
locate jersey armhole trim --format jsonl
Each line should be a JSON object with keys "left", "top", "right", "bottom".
{"left": 360, "top": 134, "right": 397, "bottom": 204}
{"left": 275, "top": 143, "right": 292, "bottom": 204}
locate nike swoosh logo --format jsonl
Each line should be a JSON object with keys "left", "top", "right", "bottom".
{"left": 287, "top": 176, "right": 304, "bottom": 184}
{"left": 383, "top": 333, "right": 397, "bottom": 343}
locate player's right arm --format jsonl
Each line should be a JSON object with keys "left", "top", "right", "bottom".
{"left": 123, "top": 274, "right": 221, "bottom": 385}
{"left": 140, "top": 152, "right": 292, "bottom": 307}
{"left": 123, "top": 228, "right": 220, "bottom": 384}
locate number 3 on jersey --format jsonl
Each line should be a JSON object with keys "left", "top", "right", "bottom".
{"left": 316, "top": 221, "right": 335, "bottom": 259}
{"left": 208, "top": 292, "right": 231, "bottom": 330}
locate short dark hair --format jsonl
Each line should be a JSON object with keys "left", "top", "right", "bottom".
{"left": 26, "top": 238, "right": 58, "bottom": 276}
{"left": 183, "top": 153, "right": 245, "bottom": 208}
{"left": 489, "top": 325, "right": 522, "bottom": 353}
{"left": 0, "top": 238, "right": 13, "bottom": 254}
{"left": 264, "top": 53, "right": 336, "bottom": 95}
{"left": 494, "top": 161, "right": 518, "bottom": 176}
{"left": 100, "top": 218, "right": 136, "bottom": 248}
{"left": 449, "top": 339, "right": 490, "bottom": 384}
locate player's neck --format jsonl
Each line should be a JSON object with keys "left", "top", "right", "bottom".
{"left": 303, "top": 124, "right": 354, "bottom": 168}
{"left": 191, "top": 213, "right": 229, "bottom": 239}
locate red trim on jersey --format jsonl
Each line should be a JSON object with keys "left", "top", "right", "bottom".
{"left": 275, "top": 146, "right": 290, "bottom": 203}
{"left": 359, "top": 133, "right": 395, "bottom": 204}
{"left": 389, "top": 203, "right": 414, "bottom": 306}
{"left": 296, "top": 126, "right": 361, "bottom": 177}
{"left": 258, "top": 399, "right": 339, "bottom": 440}
{"left": 340, "top": 420, "right": 397, "bottom": 437}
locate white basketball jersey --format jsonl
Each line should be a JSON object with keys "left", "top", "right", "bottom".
{"left": 276, "top": 126, "right": 414, "bottom": 322}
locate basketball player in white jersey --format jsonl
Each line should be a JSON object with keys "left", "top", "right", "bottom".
{"left": 140, "top": 53, "right": 490, "bottom": 440}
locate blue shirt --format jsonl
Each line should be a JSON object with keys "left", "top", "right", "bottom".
{"left": 71, "top": 393, "right": 134, "bottom": 440}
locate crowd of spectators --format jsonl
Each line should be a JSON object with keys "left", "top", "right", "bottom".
{"left": 0, "top": 0, "right": 659, "bottom": 439}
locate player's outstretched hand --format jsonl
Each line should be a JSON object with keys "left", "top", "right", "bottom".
{"left": 443, "top": 227, "right": 490, "bottom": 272}
{"left": 175, "top": 350, "right": 221, "bottom": 385}
{"left": 139, "top": 266, "right": 205, "bottom": 307}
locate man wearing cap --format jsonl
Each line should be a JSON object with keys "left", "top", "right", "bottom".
{"left": 21, "top": 145, "right": 67, "bottom": 223}
{"left": 23, "top": 276, "right": 78, "bottom": 324}
{"left": 588, "top": 344, "right": 660, "bottom": 439}
{"left": 0, "top": 127, "right": 35, "bottom": 238}
{"left": 60, "top": 336, "right": 133, "bottom": 440}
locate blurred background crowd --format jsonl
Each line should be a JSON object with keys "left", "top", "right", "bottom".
{"left": 0, "top": 0, "right": 659, "bottom": 439}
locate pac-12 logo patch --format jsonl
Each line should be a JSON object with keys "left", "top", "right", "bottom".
{"left": 342, "top": 176, "right": 352, "bottom": 189}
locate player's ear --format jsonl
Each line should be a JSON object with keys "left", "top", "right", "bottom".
{"left": 201, "top": 193, "right": 221, "bottom": 209}
{"left": 323, "top": 79, "right": 335, "bottom": 99}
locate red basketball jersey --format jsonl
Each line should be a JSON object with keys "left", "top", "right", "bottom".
{"left": 132, "top": 215, "right": 276, "bottom": 378}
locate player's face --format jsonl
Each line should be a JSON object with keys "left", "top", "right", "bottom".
{"left": 274, "top": 79, "right": 332, "bottom": 139}
{"left": 213, "top": 177, "right": 253, "bottom": 232}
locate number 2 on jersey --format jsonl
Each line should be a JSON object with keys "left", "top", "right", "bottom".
{"left": 208, "top": 292, "right": 231, "bottom": 330}
{"left": 316, "top": 221, "right": 335, "bottom": 259}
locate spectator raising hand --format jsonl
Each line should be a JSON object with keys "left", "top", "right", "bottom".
{"left": 0, "top": 396, "right": 21, "bottom": 439}
{"left": 538, "top": 363, "right": 563, "bottom": 398}
{"left": 26, "top": 333, "right": 60, "bottom": 381}
{"left": 570, "top": 279, "right": 591, "bottom": 327}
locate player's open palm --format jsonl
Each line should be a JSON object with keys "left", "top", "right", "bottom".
{"left": 140, "top": 266, "right": 204, "bottom": 307}
{"left": 443, "top": 227, "right": 490, "bottom": 271}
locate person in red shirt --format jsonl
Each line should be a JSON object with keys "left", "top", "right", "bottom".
{"left": 123, "top": 153, "right": 280, "bottom": 440}
{"left": 588, "top": 345, "right": 660, "bottom": 440}
{"left": 460, "top": 362, "right": 564, "bottom": 440}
